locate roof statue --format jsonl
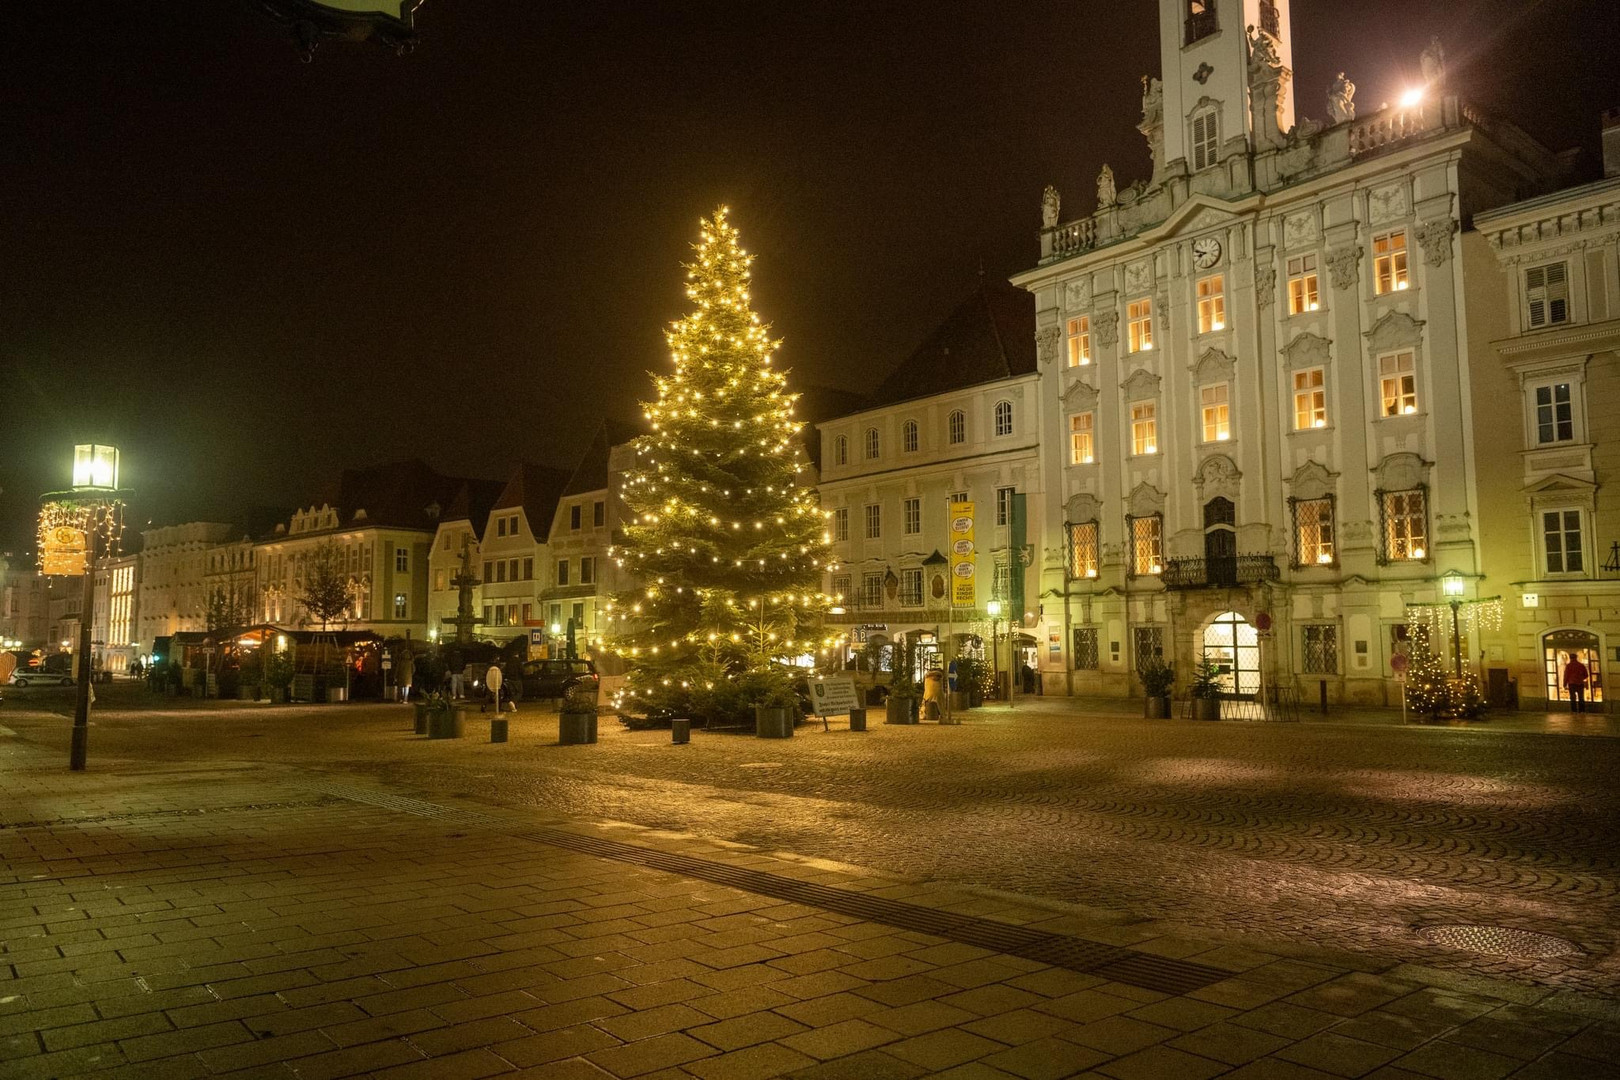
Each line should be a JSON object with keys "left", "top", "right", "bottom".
{"left": 1096, "top": 164, "right": 1117, "bottom": 209}
{"left": 1041, "top": 185, "right": 1061, "bottom": 229}
{"left": 1328, "top": 72, "right": 1356, "bottom": 124}
{"left": 1140, "top": 75, "right": 1163, "bottom": 129}
{"left": 1420, "top": 36, "right": 1446, "bottom": 86}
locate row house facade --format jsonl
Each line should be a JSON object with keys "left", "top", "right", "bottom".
{"left": 91, "top": 553, "right": 140, "bottom": 672}
{"left": 1470, "top": 166, "right": 1620, "bottom": 709}
{"left": 819, "top": 278, "right": 1047, "bottom": 671}
{"left": 1008, "top": 0, "right": 1562, "bottom": 703}
{"left": 136, "top": 522, "right": 234, "bottom": 653}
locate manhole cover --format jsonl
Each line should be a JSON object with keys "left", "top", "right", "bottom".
{"left": 1418, "top": 924, "right": 1579, "bottom": 959}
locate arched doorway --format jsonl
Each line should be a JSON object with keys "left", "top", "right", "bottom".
{"left": 1204, "top": 498, "right": 1236, "bottom": 586}
{"left": 1543, "top": 629, "right": 1604, "bottom": 707}
{"left": 1203, "top": 610, "right": 1260, "bottom": 694}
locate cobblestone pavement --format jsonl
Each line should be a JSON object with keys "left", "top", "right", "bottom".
{"left": 3, "top": 686, "right": 1619, "bottom": 1001}
{"left": 3, "top": 733, "right": 1620, "bottom": 1080}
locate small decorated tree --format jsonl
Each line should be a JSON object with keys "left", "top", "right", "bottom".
{"left": 607, "top": 208, "right": 834, "bottom": 725}
{"left": 297, "top": 541, "right": 354, "bottom": 631}
{"left": 1402, "top": 625, "right": 1484, "bottom": 718}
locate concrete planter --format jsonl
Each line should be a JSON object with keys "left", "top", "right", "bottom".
{"left": 755, "top": 705, "right": 792, "bottom": 739}
{"left": 413, "top": 703, "right": 430, "bottom": 735}
{"left": 326, "top": 686, "right": 348, "bottom": 704}
{"left": 671, "top": 718, "right": 691, "bottom": 744}
{"left": 1193, "top": 696, "right": 1221, "bottom": 721}
{"left": 885, "top": 697, "right": 919, "bottom": 725}
{"left": 848, "top": 707, "right": 867, "bottom": 732}
{"left": 559, "top": 709, "right": 598, "bottom": 744}
{"left": 428, "top": 708, "right": 464, "bottom": 739}
{"left": 1144, "top": 695, "right": 1171, "bottom": 720}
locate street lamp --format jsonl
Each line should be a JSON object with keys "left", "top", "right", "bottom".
{"left": 1441, "top": 571, "right": 1466, "bottom": 677}
{"left": 986, "top": 599, "right": 1003, "bottom": 699}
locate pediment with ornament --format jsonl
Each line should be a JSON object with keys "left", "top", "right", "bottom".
{"left": 1060, "top": 378, "right": 1100, "bottom": 410}
{"left": 1122, "top": 368, "right": 1161, "bottom": 401}
{"left": 1281, "top": 331, "right": 1332, "bottom": 369}
{"left": 1192, "top": 347, "right": 1236, "bottom": 386}
{"left": 1364, "top": 309, "right": 1425, "bottom": 353}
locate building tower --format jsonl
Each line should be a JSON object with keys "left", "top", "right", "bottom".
{"left": 1157, "top": 0, "right": 1294, "bottom": 175}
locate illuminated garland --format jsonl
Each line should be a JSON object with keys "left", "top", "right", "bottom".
{"left": 606, "top": 208, "right": 834, "bottom": 716}
{"left": 36, "top": 499, "right": 125, "bottom": 568}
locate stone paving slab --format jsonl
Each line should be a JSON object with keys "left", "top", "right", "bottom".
{"left": 2, "top": 739, "right": 1618, "bottom": 1079}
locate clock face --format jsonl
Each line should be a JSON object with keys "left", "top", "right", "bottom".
{"left": 1193, "top": 236, "right": 1222, "bottom": 269}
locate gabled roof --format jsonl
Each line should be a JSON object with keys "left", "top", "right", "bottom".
{"left": 562, "top": 420, "right": 640, "bottom": 499}
{"left": 440, "top": 478, "right": 509, "bottom": 541}
{"left": 865, "top": 274, "right": 1037, "bottom": 409}
{"left": 286, "top": 460, "right": 503, "bottom": 537}
{"left": 492, "top": 462, "right": 572, "bottom": 536}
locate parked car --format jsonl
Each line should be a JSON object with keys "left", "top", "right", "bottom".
{"left": 518, "top": 659, "right": 599, "bottom": 705}
{"left": 8, "top": 670, "right": 75, "bottom": 688}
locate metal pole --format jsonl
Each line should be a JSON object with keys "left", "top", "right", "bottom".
{"left": 70, "top": 542, "right": 97, "bottom": 771}
{"left": 1450, "top": 600, "right": 1463, "bottom": 678}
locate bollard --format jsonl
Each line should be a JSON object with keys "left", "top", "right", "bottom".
{"left": 671, "top": 718, "right": 691, "bottom": 744}
{"left": 1320, "top": 679, "right": 1329, "bottom": 715}
{"left": 491, "top": 718, "right": 508, "bottom": 743}
{"left": 848, "top": 707, "right": 867, "bottom": 732}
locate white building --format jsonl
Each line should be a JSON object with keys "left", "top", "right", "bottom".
{"left": 819, "top": 278, "right": 1045, "bottom": 676}
{"left": 137, "top": 521, "right": 234, "bottom": 652}
{"left": 426, "top": 479, "right": 506, "bottom": 643}
{"left": 1470, "top": 153, "right": 1620, "bottom": 709}
{"left": 478, "top": 463, "right": 570, "bottom": 641}
{"left": 539, "top": 423, "right": 634, "bottom": 658}
{"left": 1010, "top": 0, "right": 1563, "bottom": 702}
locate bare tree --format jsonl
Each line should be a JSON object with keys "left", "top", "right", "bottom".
{"left": 296, "top": 542, "right": 355, "bottom": 631}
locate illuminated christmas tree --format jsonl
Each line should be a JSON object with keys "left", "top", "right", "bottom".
{"left": 1402, "top": 626, "right": 1450, "bottom": 717}
{"left": 607, "top": 208, "right": 833, "bottom": 725}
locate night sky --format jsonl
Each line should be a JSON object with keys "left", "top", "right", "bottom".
{"left": 3, "top": 0, "right": 1615, "bottom": 554}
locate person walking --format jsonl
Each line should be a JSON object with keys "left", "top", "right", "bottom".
{"left": 1563, "top": 652, "right": 1590, "bottom": 713}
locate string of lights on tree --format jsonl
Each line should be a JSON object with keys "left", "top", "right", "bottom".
{"left": 1401, "top": 624, "right": 1484, "bottom": 718}
{"left": 604, "top": 208, "right": 837, "bottom": 717}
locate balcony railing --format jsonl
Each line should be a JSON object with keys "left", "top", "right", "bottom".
{"left": 1040, "top": 217, "right": 1097, "bottom": 263}
{"left": 1347, "top": 106, "right": 1432, "bottom": 156}
{"left": 1161, "top": 555, "right": 1280, "bottom": 590}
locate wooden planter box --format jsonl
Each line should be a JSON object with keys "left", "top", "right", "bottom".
{"left": 428, "top": 708, "right": 464, "bottom": 739}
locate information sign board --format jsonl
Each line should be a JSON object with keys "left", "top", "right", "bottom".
{"left": 809, "top": 676, "right": 859, "bottom": 716}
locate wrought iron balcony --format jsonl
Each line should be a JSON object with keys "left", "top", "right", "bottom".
{"left": 1185, "top": 6, "right": 1218, "bottom": 45}
{"left": 1161, "top": 555, "right": 1280, "bottom": 590}
{"left": 1258, "top": 1, "right": 1280, "bottom": 39}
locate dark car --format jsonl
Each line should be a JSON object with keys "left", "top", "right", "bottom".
{"left": 518, "top": 659, "right": 599, "bottom": 705}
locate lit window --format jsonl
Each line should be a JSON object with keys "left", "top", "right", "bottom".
{"left": 865, "top": 504, "right": 881, "bottom": 539}
{"left": 1526, "top": 262, "right": 1569, "bottom": 328}
{"left": 899, "top": 568, "right": 923, "bottom": 607}
{"left": 1131, "top": 402, "right": 1158, "bottom": 455}
{"left": 1128, "top": 298, "right": 1154, "bottom": 352}
{"left": 1382, "top": 488, "right": 1427, "bottom": 561}
{"left": 1069, "top": 412, "right": 1094, "bottom": 464}
{"left": 834, "top": 435, "right": 848, "bottom": 466}
{"left": 1191, "top": 110, "right": 1218, "bottom": 171}
{"left": 1200, "top": 384, "right": 1230, "bottom": 442}
{"left": 1294, "top": 497, "right": 1335, "bottom": 566}
{"left": 1535, "top": 383, "right": 1574, "bottom": 444}
{"left": 393, "top": 593, "right": 407, "bottom": 619}
{"left": 996, "top": 486, "right": 1015, "bottom": 527}
{"left": 1379, "top": 351, "right": 1417, "bottom": 416}
{"left": 1068, "top": 521, "right": 1099, "bottom": 578}
{"left": 902, "top": 419, "right": 919, "bottom": 453}
{"left": 1130, "top": 515, "right": 1163, "bottom": 576}
{"left": 994, "top": 400, "right": 1014, "bottom": 437}
{"left": 1294, "top": 368, "right": 1327, "bottom": 429}
{"left": 1544, "top": 510, "right": 1584, "bottom": 574}
{"left": 904, "top": 497, "right": 921, "bottom": 535}
{"left": 1066, "top": 316, "right": 1092, "bottom": 366}
{"left": 948, "top": 410, "right": 966, "bottom": 445}
{"left": 833, "top": 507, "right": 849, "bottom": 542}
{"left": 1196, "top": 275, "right": 1226, "bottom": 333}
{"left": 864, "top": 428, "right": 880, "bottom": 459}
{"left": 1373, "top": 230, "right": 1409, "bottom": 294}
{"left": 1287, "top": 255, "right": 1319, "bottom": 314}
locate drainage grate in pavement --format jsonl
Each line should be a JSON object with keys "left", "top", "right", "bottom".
{"left": 0, "top": 798, "right": 339, "bottom": 832}
{"left": 1418, "top": 924, "right": 1580, "bottom": 959}
{"left": 316, "top": 782, "right": 1230, "bottom": 994}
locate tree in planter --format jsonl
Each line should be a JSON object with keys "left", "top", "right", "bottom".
{"left": 1138, "top": 652, "right": 1176, "bottom": 716}
{"left": 606, "top": 208, "right": 834, "bottom": 726}
{"left": 1188, "top": 654, "right": 1223, "bottom": 719}
{"left": 1403, "top": 626, "right": 1485, "bottom": 719}
{"left": 296, "top": 542, "right": 355, "bottom": 631}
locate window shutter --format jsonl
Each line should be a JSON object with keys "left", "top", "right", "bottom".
{"left": 1546, "top": 262, "right": 1568, "bottom": 324}
{"left": 1526, "top": 266, "right": 1546, "bottom": 327}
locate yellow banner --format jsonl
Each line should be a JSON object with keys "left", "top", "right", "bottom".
{"left": 42, "top": 525, "right": 87, "bottom": 577}
{"left": 949, "top": 503, "right": 976, "bottom": 606}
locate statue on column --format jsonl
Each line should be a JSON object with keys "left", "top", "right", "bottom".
{"left": 1096, "top": 164, "right": 1117, "bottom": 209}
{"left": 1139, "top": 75, "right": 1163, "bottom": 129}
{"left": 1420, "top": 36, "right": 1445, "bottom": 86}
{"left": 1327, "top": 72, "right": 1356, "bottom": 124}
{"left": 1247, "top": 24, "right": 1281, "bottom": 80}
{"left": 1041, "top": 185, "right": 1061, "bottom": 229}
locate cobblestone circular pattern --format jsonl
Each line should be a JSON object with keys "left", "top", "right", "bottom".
{"left": 1419, "top": 923, "right": 1582, "bottom": 958}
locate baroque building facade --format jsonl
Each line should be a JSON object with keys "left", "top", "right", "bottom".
{"left": 1009, "top": 0, "right": 1563, "bottom": 702}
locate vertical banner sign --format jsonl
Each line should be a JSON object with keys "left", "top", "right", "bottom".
{"left": 43, "top": 525, "right": 88, "bottom": 577}
{"left": 1010, "top": 493, "right": 1027, "bottom": 623}
{"left": 949, "top": 503, "right": 976, "bottom": 606}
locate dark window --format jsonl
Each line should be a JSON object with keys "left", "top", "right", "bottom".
{"left": 570, "top": 505, "right": 582, "bottom": 530}
{"left": 1186, "top": 0, "right": 1218, "bottom": 44}
{"left": 1133, "top": 627, "right": 1164, "bottom": 672}
{"left": 593, "top": 501, "right": 606, "bottom": 527}
{"left": 1073, "top": 628, "right": 1100, "bottom": 670}
{"left": 1303, "top": 625, "right": 1338, "bottom": 674}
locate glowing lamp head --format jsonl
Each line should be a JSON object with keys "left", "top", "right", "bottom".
{"left": 550, "top": 623, "right": 562, "bottom": 635}
{"left": 1411, "top": 546, "right": 1427, "bottom": 561}
{"left": 72, "top": 444, "right": 119, "bottom": 491}
{"left": 1442, "top": 572, "right": 1466, "bottom": 598}
{"left": 986, "top": 600, "right": 1003, "bottom": 618}
{"left": 1399, "top": 87, "right": 1424, "bottom": 109}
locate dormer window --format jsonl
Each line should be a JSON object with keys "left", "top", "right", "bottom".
{"left": 1526, "top": 262, "right": 1569, "bottom": 328}
{"left": 1186, "top": 0, "right": 1218, "bottom": 45}
{"left": 1191, "top": 110, "right": 1219, "bottom": 171}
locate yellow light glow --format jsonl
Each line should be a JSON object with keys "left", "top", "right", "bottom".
{"left": 1399, "top": 87, "right": 1424, "bottom": 108}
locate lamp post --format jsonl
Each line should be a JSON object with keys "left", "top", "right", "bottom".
{"left": 986, "top": 599, "right": 1003, "bottom": 700}
{"left": 42, "top": 444, "right": 124, "bottom": 772}
{"left": 1441, "top": 571, "right": 1466, "bottom": 677}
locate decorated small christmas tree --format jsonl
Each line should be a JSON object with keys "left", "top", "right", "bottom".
{"left": 1402, "top": 626, "right": 1450, "bottom": 717}
{"left": 607, "top": 208, "right": 834, "bottom": 725}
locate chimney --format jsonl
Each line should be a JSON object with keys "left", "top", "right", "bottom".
{"left": 1605, "top": 107, "right": 1620, "bottom": 179}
